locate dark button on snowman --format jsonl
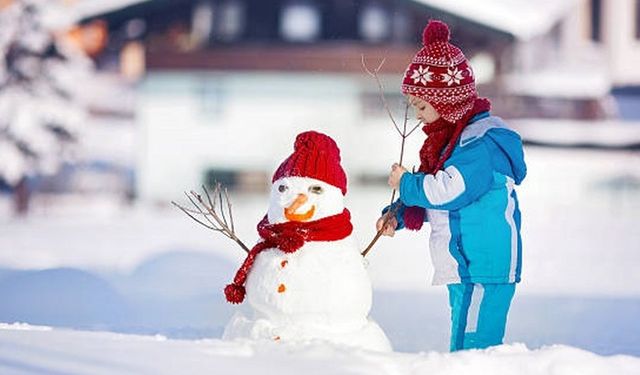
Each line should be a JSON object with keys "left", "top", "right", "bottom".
{"left": 223, "top": 131, "right": 391, "bottom": 351}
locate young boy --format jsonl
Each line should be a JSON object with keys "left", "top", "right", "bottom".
{"left": 377, "top": 20, "right": 527, "bottom": 351}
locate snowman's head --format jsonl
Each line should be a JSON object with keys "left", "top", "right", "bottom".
{"left": 268, "top": 131, "right": 347, "bottom": 224}
{"left": 268, "top": 176, "right": 344, "bottom": 224}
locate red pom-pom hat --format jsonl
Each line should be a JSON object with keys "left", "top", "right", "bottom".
{"left": 402, "top": 20, "right": 478, "bottom": 123}
{"left": 272, "top": 131, "right": 347, "bottom": 195}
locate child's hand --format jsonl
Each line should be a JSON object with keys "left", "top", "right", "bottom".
{"left": 376, "top": 213, "right": 398, "bottom": 237}
{"left": 388, "top": 163, "right": 408, "bottom": 190}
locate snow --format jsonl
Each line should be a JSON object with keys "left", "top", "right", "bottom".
{"left": 44, "top": 0, "right": 150, "bottom": 26}
{"left": 0, "top": 143, "right": 639, "bottom": 370}
{"left": 410, "top": 0, "right": 579, "bottom": 41}
{"left": 0, "top": 322, "right": 52, "bottom": 331}
{"left": 0, "top": 327, "right": 638, "bottom": 375}
{"left": 0, "top": 0, "right": 93, "bottom": 185}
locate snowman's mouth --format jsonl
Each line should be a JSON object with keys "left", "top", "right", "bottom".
{"left": 284, "top": 194, "right": 316, "bottom": 222}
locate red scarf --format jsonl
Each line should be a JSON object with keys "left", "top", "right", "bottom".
{"left": 403, "top": 98, "right": 491, "bottom": 230}
{"left": 225, "top": 209, "right": 353, "bottom": 304}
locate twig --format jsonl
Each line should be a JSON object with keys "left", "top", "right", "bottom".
{"left": 360, "top": 57, "right": 423, "bottom": 257}
{"left": 224, "top": 187, "right": 235, "bottom": 234}
{"left": 361, "top": 55, "right": 402, "bottom": 137}
{"left": 171, "top": 201, "right": 218, "bottom": 231}
{"left": 217, "top": 184, "right": 228, "bottom": 227}
{"left": 173, "top": 184, "right": 250, "bottom": 254}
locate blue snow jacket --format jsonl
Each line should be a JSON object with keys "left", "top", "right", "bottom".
{"left": 387, "top": 113, "right": 526, "bottom": 285}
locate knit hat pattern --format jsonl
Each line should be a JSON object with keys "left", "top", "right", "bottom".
{"left": 401, "top": 20, "right": 478, "bottom": 123}
{"left": 272, "top": 131, "right": 347, "bottom": 195}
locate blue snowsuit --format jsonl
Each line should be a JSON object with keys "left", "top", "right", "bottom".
{"left": 386, "top": 112, "right": 526, "bottom": 351}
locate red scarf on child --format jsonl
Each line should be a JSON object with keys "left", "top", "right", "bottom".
{"left": 403, "top": 98, "right": 491, "bottom": 230}
{"left": 225, "top": 209, "right": 353, "bottom": 304}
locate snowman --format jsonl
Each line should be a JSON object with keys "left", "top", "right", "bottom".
{"left": 222, "top": 131, "right": 391, "bottom": 351}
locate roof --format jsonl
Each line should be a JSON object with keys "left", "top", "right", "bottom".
{"left": 410, "top": 0, "right": 579, "bottom": 41}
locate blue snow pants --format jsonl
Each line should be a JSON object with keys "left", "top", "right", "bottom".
{"left": 447, "top": 283, "right": 516, "bottom": 351}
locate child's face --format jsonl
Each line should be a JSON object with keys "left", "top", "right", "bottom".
{"left": 408, "top": 96, "right": 440, "bottom": 123}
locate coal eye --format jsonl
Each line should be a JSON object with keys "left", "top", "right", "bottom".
{"left": 309, "top": 185, "right": 324, "bottom": 194}
{"left": 278, "top": 185, "right": 288, "bottom": 193}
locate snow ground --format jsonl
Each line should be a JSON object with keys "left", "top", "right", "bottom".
{"left": 0, "top": 145, "right": 639, "bottom": 372}
{"left": 0, "top": 323, "right": 638, "bottom": 375}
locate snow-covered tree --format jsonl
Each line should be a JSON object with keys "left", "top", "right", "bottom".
{"left": 0, "top": 0, "right": 93, "bottom": 214}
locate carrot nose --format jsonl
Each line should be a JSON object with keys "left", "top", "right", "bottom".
{"left": 284, "top": 194, "right": 315, "bottom": 222}
{"left": 285, "top": 194, "right": 307, "bottom": 214}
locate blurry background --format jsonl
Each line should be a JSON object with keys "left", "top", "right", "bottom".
{"left": 1, "top": 0, "right": 639, "bottom": 356}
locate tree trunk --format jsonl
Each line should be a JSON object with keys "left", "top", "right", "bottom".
{"left": 13, "top": 177, "right": 30, "bottom": 216}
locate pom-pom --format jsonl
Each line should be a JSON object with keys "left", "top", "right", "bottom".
{"left": 423, "top": 20, "right": 450, "bottom": 46}
{"left": 403, "top": 206, "right": 426, "bottom": 231}
{"left": 225, "top": 283, "right": 246, "bottom": 304}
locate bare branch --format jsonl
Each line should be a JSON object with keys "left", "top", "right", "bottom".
{"left": 407, "top": 120, "right": 423, "bottom": 137}
{"left": 187, "top": 191, "right": 218, "bottom": 229}
{"left": 224, "top": 187, "right": 235, "bottom": 234}
{"left": 361, "top": 55, "right": 402, "bottom": 136}
{"left": 171, "top": 201, "right": 217, "bottom": 231}
{"left": 361, "top": 92, "right": 423, "bottom": 257}
{"left": 217, "top": 183, "right": 228, "bottom": 227}
{"left": 173, "top": 185, "right": 250, "bottom": 254}
{"left": 203, "top": 184, "right": 216, "bottom": 211}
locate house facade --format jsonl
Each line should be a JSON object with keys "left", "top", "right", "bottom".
{"left": 82, "top": 0, "right": 640, "bottom": 202}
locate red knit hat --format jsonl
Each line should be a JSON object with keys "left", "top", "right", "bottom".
{"left": 272, "top": 131, "right": 347, "bottom": 195}
{"left": 401, "top": 20, "right": 478, "bottom": 123}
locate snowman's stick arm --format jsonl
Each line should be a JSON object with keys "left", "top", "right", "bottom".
{"left": 194, "top": 187, "right": 251, "bottom": 254}
{"left": 218, "top": 187, "right": 229, "bottom": 228}
{"left": 171, "top": 200, "right": 219, "bottom": 232}
{"left": 172, "top": 187, "right": 250, "bottom": 254}
{"left": 197, "top": 187, "right": 230, "bottom": 234}
{"left": 187, "top": 190, "right": 220, "bottom": 229}
{"left": 223, "top": 187, "right": 236, "bottom": 234}
{"left": 203, "top": 183, "right": 229, "bottom": 231}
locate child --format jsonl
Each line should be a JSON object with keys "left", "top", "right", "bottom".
{"left": 377, "top": 20, "right": 527, "bottom": 351}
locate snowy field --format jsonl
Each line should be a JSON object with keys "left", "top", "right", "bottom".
{"left": 1, "top": 146, "right": 640, "bottom": 373}
{"left": 1, "top": 323, "right": 639, "bottom": 375}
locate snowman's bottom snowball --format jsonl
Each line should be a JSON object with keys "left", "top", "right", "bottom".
{"left": 223, "top": 311, "right": 392, "bottom": 352}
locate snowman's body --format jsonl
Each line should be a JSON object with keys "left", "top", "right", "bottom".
{"left": 223, "top": 175, "right": 391, "bottom": 351}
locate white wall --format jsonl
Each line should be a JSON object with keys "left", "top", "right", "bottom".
{"left": 136, "top": 71, "right": 415, "bottom": 202}
{"left": 604, "top": 0, "right": 640, "bottom": 86}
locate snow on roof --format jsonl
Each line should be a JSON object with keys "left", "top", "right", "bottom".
{"left": 410, "top": 0, "right": 580, "bottom": 40}
{"left": 68, "top": 0, "right": 150, "bottom": 23}
{"left": 36, "top": 0, "right": 150, "bottom": 29}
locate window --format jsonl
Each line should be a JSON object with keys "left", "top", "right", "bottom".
{"left": 204, "top": 169, "right": 237, "bottom": 189}
{"left": 191, "top": 1, "right": 213, "bottom": 47}
{"left": 215, "top": 0, "right": 245, "bottom": 42}
{"left": 590, "top": 0, "right": 602, "bottom": 42}
{"left": 280, "top": 1, "right": 321, "bottom": 42}
{"left": 359, "top": 3, "right": 391, "bottom": 42}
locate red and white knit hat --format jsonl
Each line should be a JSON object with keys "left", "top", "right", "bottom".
{"left": 401, "top": 20, "right": 478, "bottom": 123}
{"left": 272, "top": 131, "right": 347, "bottom": 195}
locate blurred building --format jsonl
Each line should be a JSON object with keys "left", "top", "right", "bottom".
{"left": 81, "top": 0, "right": 640, "bottom": 202}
